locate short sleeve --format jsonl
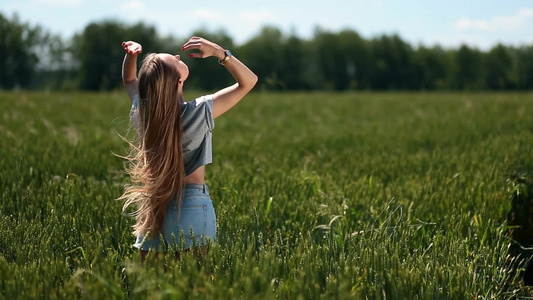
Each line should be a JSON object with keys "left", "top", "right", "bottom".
{"left": 125, "top": 79, "right": 140, "bottom": 129}
{"left": 193, "top": 94, "right": 215, "bottom": 131}
{"left": 125, "top": 79, "right": 140, "bottom": 107}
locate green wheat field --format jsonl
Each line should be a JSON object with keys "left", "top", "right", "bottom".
{"left": 1, "top": 91, "right": 533, "bottom": 299}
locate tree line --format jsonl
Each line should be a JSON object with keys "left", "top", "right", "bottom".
{"left": 1, "top": 12, "right": 533, "bottom": 91}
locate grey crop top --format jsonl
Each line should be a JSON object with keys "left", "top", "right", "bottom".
{"left": 125, "top": 80, "right": 214, "bottom": 175}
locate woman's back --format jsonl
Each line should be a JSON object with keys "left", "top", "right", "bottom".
{"left": 180, "top": 95, "right": 214, "bottom": 177}
{"left": 120, "top": 37, "right": 257, "bottom": 261}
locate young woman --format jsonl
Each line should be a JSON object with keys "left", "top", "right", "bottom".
{"left": 120, "top": 37, "right": 257, "bottom": 262}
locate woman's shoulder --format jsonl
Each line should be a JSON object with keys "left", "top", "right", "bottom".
{"left": 182, "top": 94, "right": 214, "bottom": 112}
{"left": 190, "top": 94, "right": 214, "bottom": 106}
{"left": 182, "top": 94, "right": 215, "bottom": 129}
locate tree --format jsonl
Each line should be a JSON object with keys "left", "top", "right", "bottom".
{"left": 238, "top": 26, "right": 284, "bottom": 90}
{"left": 453, "top": 45, "right": 485, "bottom": 90}
{"left": 3, "top": 17, "right": 533, "bottom": 91}
{"left": 338, "top": 29, "right": 370, "bottom": 90}
{"left": 369, "top": 34, "right": 415, "bottom": 90}
{"left": 73, "top": 21, "right": 125, "bottom": 90}
{"left": 72, "top": 20, "right": 162, "bottom": 90}
{"left": 514, "top": 45, "right": 533, "bottom": 89}
{"left": 413, "top": 45, "right": 448, "bottom": 90}
{"left": 485, "top": 44, "right": 515, "bottom": 89}
{"left": 312, "top": 28, "right": 348, "bottom": 90}
{"left": 0, "top": 13, "right": 43, "bottom": 89}
{"left": 280, "top": 33, "right": 308, "bottom": 90}
{"left": 31, "top": 34, "right": 79, "bottom": 90}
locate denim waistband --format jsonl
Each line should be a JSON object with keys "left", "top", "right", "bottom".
{"left": 184, "top": 183, "right": 209, "bottom": 195}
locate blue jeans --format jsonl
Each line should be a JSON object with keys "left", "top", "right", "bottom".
{"left": 133, "top": 184, "right": 217, "bottom": 252}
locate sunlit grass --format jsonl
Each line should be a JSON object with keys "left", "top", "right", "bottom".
{"left": 1, "top": 91, "right": 533, "bottom": 298}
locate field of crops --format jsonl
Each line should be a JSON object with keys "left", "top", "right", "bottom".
{"left": 1, "top": 91, "right": 533, "bottom": 299}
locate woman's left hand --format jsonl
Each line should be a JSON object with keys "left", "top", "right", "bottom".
{"left": 122, "top": 41, "right": 142, "bottom": 55}
{"left": 181, "top": 36, "right": 225, "bottom": 60}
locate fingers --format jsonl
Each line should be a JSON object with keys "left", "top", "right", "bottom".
{"left": 182, "top": 40, "right": 205, "bottom": 59}
{"left": 181, "top": 37, "right": 215, "bottom": 59}
{"left": 181, "top": 42, "right": 203, "bottom": 51}
{"left": 180, "top": 36, "right": 220, "bottom": 59}
{"left": 181, "top": 36, "right": 206, "bottom": 49}
{"left": 188, "top": 52, "right": 205, "bottom": 58}
{"left": 122, "top": 41, "right": 142, "bottom": 54}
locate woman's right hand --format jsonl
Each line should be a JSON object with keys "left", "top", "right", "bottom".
{"left": 181, "top": 37, "right": 258, "bottom": 119}
{"left": 122, "top": 41, "right": 142, "bottom": 56}
{"left": 181, "top": 36, "right": 225, "bottom": 60}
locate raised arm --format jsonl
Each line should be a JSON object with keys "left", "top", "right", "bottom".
{"left": 121, "top": 41, "right": 142, "bottom": 84}
{"left": 181, "top": 37, "right": 258, "bottom": 119}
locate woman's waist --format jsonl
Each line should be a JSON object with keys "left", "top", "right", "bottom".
{"left": 171, "top": 183, "right": 210, "bottom": 201}
{"left": 183, "top": 183, "right": 209, "bottom": 194}
{"left": 185, "top": 165, "right": 205, "bottom": 185}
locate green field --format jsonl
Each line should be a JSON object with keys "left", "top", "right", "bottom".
{"left": 1, "top": 91, "right": 533, "bottom": 299}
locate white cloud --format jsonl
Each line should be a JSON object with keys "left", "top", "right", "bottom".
{"left": 455, "top": 8, "right": 533, "bottom": 31}
{"left": 120, "top": 0, "right": 145, "bottom": 11}
{"left": 517, "top": 8, "right": 533, "bottom": 18}
{"left": 422, "top": 34, "right": 494, "bottom": 50}
{"left": 34, "top": 0, "right": 82, "bottom": 5}
{"left": 454, "top": 17, "right": 490, "bottom": 31}
{"left": 190, "top": 9, "right": 223, "bottom": 22}
{"left": 239, "top": 9, "right": 276, "bottom": 25}
{"left": 351, "top": 0, "right": 386, "bottom": 10}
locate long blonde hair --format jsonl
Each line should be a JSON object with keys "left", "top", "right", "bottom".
{"left": 119, "top": 53, "right": 185, "bottom": 238}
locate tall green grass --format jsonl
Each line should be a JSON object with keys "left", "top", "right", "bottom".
{"left": 1, "top": 91, "right": 533, "bottom": 299}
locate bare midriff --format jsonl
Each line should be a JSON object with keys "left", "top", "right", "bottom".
{"left": 185, "top": 165, "right": 205, "bottom": 184}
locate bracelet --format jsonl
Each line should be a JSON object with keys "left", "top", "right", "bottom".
{"left": 218, "top": 49, "right": 232, "bottom": 65}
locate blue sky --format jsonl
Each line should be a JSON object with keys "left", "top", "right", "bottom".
{"left": 1, "top": 0, "right": 532, "bottom": 50}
